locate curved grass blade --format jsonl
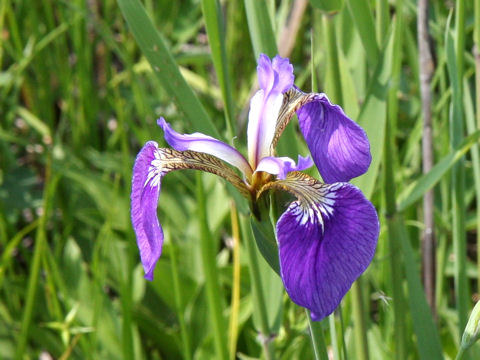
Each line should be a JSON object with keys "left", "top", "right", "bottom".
{"left": 345, "top": 0, "right": 379, "bottom": 66}
{"left": 243, "top": 0, "right": 277, "bottom": 59}
{"left": 116, "top": 0, "right": 219, "bottom": 138}
{"left": 352, "top": 29, "right": 394, "bottom": 199}
{"left": 201, "top": 0, "right": 236, "bottom": 137}
{"left": 398, "top": 129, "right": 480, "bottom": 212}
{"left": 397, "top": 217, "right": 444, "bottom": 359}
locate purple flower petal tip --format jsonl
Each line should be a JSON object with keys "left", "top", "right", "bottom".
{"left": 257, "top": 53, "right": 294, "bottom": 95}
{"left": 256, "top": 155, "right": 313, "bottom": 180}
{"left": 157, "top": 117, "right": 189, "bottom": 151}
{"left": 272, "top": 55, "right": 294, "bottom": 92}
{"left": 277, "top": 182, "right": 379, "bottom": 320}
{"left": 157, "top": 117, "right": 167, "bottom": 129}
{"left": 297, "top": 95, "right": 372, "bottom": 183}
{"left": 295, "top": 155, "right": 314, "bottom": 172}
{"left": 131, "top": 141, "right": 164, "bottom": 281}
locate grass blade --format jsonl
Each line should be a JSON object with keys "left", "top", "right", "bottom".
{"left": 397, "top": 129, "right": 480, "bottom": 211}
{"left": 201, "top": 0, "right": 236, "bottom": 136}
{"left": 243, "top": 0, "right": 277, "bottom": 58}
{"left": 345, "top": 0, "right": 379, "bottom": 66}
{"left": 116, "top": 0, "right": 219, "bottom": 138}
{"left": 397, "top": 217, "right": 444, "bottom": 359}
{"left": 352, "top": 28, "right": 394, "bottom": 199}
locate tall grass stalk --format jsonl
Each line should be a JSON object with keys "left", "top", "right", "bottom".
{"left": 241, "top": 216, "right": 276, "bottom": 360}
{"left": 473, "top": 0, "right": 480, "bottom": 293}
{"left": 201, "top": 0, "right": 236, "bottom": 137}
{"left": 383, "top": 114, "right": 408, "bottom": 360}
{"left": 169, "top": 231, "right": 193, "bottom": 360}
{"left": 196, "top": 173, "right": 229, "bottom": 360}
{"left": 383, "top": 10, "right": 408, "bottom": 356}
{"left": 328, "top": 314, "right": 341, "bottom": 360}
{"left": 351, "top": 280, "right": 369, "bottom": 360}
{"left": 228, "top": 203, "right": 241, "bottom": 360}
{"left": 450, "top": 0, "right": 469, "bottom": 339}
{"left": 375, "top": 0, "right": 389, "bottom": 45}
{"left": 14, "top": 157, "right": 55, "bottom": 359}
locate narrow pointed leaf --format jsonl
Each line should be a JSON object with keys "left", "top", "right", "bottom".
{"left": 397, "top": 217, "right": 444, "bottom": 359}
{"left": 351, "top": 29, "right": 394, "bottom": 198}
{"left": 201, "top": 0, "right": 236, "bottom": 134}
{"left": 346, "top": 0, "right": 379, "bottom": 66}
{"left": 116, "top": 0, "right": 219, "bottom": 138}
{"left": 397, "top": 129, "right": 480, "bottom": 211}
{"left": 243, "top": 0, "right": 277, "bottom": 58}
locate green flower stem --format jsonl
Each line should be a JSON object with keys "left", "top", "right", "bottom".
{"left": 307, "top": 311, "right": 329, "bottom": 360}
{"left": 228, "top": 203, "right": 241, "bottom": 360}
{"left": 240, "top": 215, "right": 276, "bottom": 360}
{"left": 196, "top": 173, "right": 229, "bottom": 360}
{"left": 351, "top": 280, "right": 369, "bottom": 360}
{"left": 328, "top": 314, "right": 341, "bottom": 360}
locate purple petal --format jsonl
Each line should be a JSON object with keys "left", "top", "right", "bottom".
{"left": 131, "top": 141, "right": 164, "bottom": 280}
{"left": 158, "top": 118, "right": 252, "bottom": 177}
{"left": 272, "top": 55, "right": 295, "bottom": 93}
{"left": 248, "top": 54, "right": 294, "bottom": 167}
{"left": 256, "top": 155, "right": 313, "bottom": 180}
{"left": 297, "top": 94, "right": 371, "bottom": 183}
{"left": 257, "top": 54, "right": 275, "bottom": 93}
{"left": 276, "top": 182, "right": 379, "bottom": 320}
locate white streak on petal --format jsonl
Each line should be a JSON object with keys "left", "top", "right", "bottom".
{"left": 247, "top": 55, "right": 294, "bottom": 167}
{"left": 158, "top": 118, "right": 252, "bottom": 177}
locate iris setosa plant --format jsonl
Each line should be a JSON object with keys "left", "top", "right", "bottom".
{"left": 131, "top": 54, "right": 379, "bottom": 321}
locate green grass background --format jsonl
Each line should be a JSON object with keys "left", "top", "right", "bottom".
{"left": 1, "top": 0, "right": 480, "bottom": 359}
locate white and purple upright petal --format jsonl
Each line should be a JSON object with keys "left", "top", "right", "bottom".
{"left": 158, "top": 118, "right": 253, "bottom": 178}
{"left": 297, "top": 94, "right": 371, "bottom": 183}
{"left": 276, "top": 181, "right": 379, "bottom": 320}
{"left": 247, "top": 54, "right": 294, "bottom": 167}
{"left": 131, "top": 141, "right": 164, "bottom": 280}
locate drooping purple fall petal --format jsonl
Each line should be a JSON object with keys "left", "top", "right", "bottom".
{"left": 256, "top": 155, "right": 313, "bottom": 180}
{"left": 276, "top": 180, "right": 379, "bottom": 320}
{"left": 297, "top": 94, "right": 371, "bottom": 183}
{"left": 247, "top": 54, "right": 294, "bottom": 167}
{"left": 131, "top": 141, "right": 164, "bottom": 280}
{"left": 158, "top": 118, "right": 253, "bottom": 177}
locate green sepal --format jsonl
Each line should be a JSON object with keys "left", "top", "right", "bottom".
{"left": 250, "top": 216, "right": 280, "bottom": 275}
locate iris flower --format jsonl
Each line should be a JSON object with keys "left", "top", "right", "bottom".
{"left": 131, "top": 54, "right": 379, "bottom": 321}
